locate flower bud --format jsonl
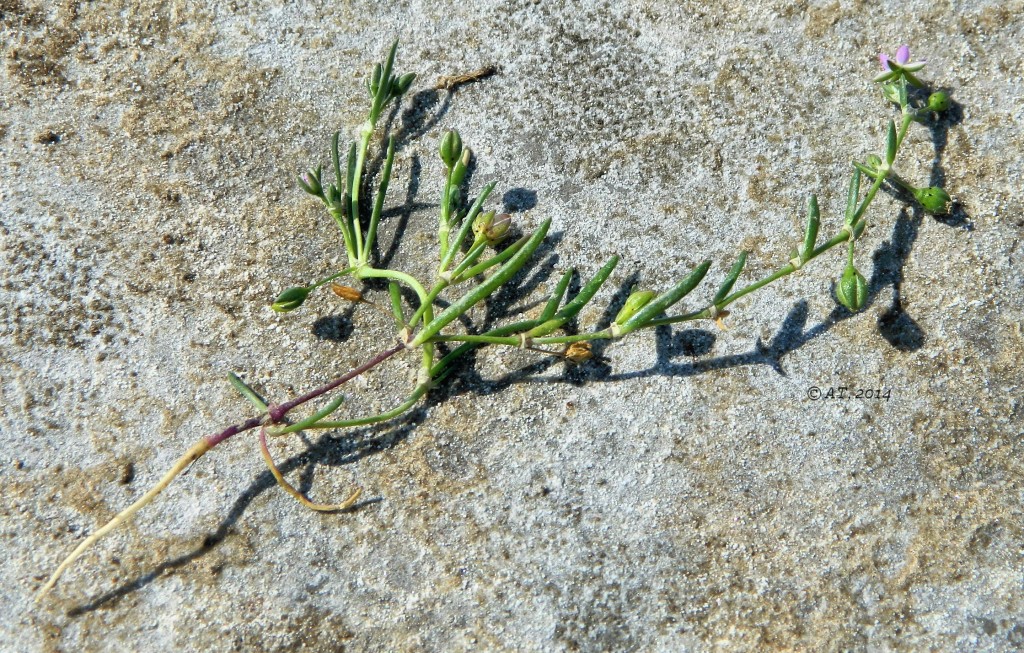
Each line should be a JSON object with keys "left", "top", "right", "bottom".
{"left": 392, "top": 72, "right": 416, "bottom": 96}
{"left": 911, "top": 186, "right": 951, "bottom": 215}
{"left": 926, "top": 91, "right": 950, "bottom": 113}
{"left": 330, "top": 283, "right": 363, "bottom": 302}
{"left": 272, "top": 286, "right": 311, "bottom": 313}
{"left": 614, "top": 290, "right": 656, "bottom": 324}
{"left": 298, "top": 169, "right": 323, "bottom": 197}
{"left": 439, "top": 130, "right": 462, "bottom": 169}
{"left": 369, "top": 63, "right": 382, "bottom": 97}
{"left": 484, "top": 213, "right": 511, "bottom": 245}
{"left": 835, "top": 266, "right": 868, "bottom": 312}
{"left": 864, "top": 154, "right": 882, "bottom": 171}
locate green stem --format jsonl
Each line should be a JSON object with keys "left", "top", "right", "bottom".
{"left": 407, "top": 281, "right": 449, "bottom": 330}
{"left": 451, "top": 235, "right": 529, "bottom": 283}
{"left": 411, "top": 220, "right": 551, "bottom": 347}
{"left": 328, "top": 205, "right": 358, "bottom": 266}
{"left": 269, "top": 395, "right": 346, "bottom": 435}
{"left": 355, "top": 267, "right": 429, "bottom": 307}
{"left": 448, "top": 240, "right": 489, "bottom": 280}
{"left": 310, "top": 267, "right": 356, "bottom": 290}
{"left": 438, "top": 167, "right": 454, "bottom": 260}
{"left": 429, "top": 329, "right": 617, "bottom": 347}
{"left": 277, "top": 384, "right": 430, "bottom": 433}
{"left": 438, "top": 182, "right": 495, "bottom": 274}
{"left": 363, "top": 136, "right": 395, "bottom": 265}
{"left": 350, "top": 122, "right": 373, "bottom": 260}
{"left": 429, "top": 318, "right": 544, "bottom": 379}
{"left": 354, "top": 267, "right": 434, "bottom": 369}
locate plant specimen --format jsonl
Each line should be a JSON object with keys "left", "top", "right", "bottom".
{"left": 36, "top": 41, "right": 954, "bottom": 600}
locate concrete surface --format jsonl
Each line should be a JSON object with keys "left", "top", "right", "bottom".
{"left": 2, "top": 0, "right": 1022, "bottom": 651}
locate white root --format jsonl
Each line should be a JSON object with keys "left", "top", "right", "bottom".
{"left": 35, "top": 439, "right": 212, "bottom": 602}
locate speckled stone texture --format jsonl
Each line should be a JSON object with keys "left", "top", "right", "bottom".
{"left": 2, "top": 1, "right": 1022, "bottom": 651}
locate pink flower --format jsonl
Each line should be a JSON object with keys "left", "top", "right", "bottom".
{"left": 874, "top": 45, "right": 926, "bottom": 85}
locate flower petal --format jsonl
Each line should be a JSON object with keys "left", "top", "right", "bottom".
{"left": 896, "top": 45, "right": 910, "bottom": 65}
{"left": 879, "top": 53, "right": 891, "bottom": 70}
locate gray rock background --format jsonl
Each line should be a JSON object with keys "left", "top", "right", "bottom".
{"left": 2, "top": 0, "right": 1022, "bottom": 651}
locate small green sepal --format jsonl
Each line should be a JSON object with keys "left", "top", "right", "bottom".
{"left": 880, "top": 82, "right": 901, "bottom": 105}
{"left": 484, "top": 213, "right": 511, "bottom": 245}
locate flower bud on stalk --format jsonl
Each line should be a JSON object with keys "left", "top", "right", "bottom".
{"left": 835, "top": 266, "right": 868, "bottom": 312}
{"left": 911, "top": 186, "right": 951, "bottom": 215}
{"left": 473, "top": 210, "right": 496, "bottom": 241}
{"left": 439, "top": 130, "right": 462, "bottom": 169}
{"left": 392, "top": 72, "right": 416, "bottom": 97}
{"left": 272, "top": 286, "right": 311, "bottom": 312}
{"left": 298, "top": 169, "right": 323, "bottom": 197}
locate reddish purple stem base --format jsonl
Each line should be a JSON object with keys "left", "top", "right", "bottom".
{"left": 202, "top": 341, "right": 406, "bottom": 449}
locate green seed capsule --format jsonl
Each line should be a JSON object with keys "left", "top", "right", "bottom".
{"left": 835, "top": 266, "right": 868, "bottom": 312}
{"left": 927, "top": 91, "right": 950, "bottom": 113}
{"left": 911, "top": 186, "right": 951, "bottom": 215}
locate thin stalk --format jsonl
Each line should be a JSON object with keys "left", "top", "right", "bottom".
{"left": 438, "top": 167, "right": 454, "bottom": 260}
{"left": 412, "top": 220, "right": 551, "bottom": 347}
{"left": 291, "top": 383, "right": 431, "bottom": 431}
{"left": 307, "top": 270, "right": 356, "bottom": 292}
{"left": 363, "top": 136, "right": 395, "bottom": 265}
{"left": 268, "top": 342, "right": 404, "bottom": 422}
{"left": 406, "top": 280, "right": 449, "bottom": 331}
{"left": 350, "top": 123, "right": 373, "bottom": 260}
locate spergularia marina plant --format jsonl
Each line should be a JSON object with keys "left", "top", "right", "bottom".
{"left": 37, "top": 42, "right": 956, "bottom": 600}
